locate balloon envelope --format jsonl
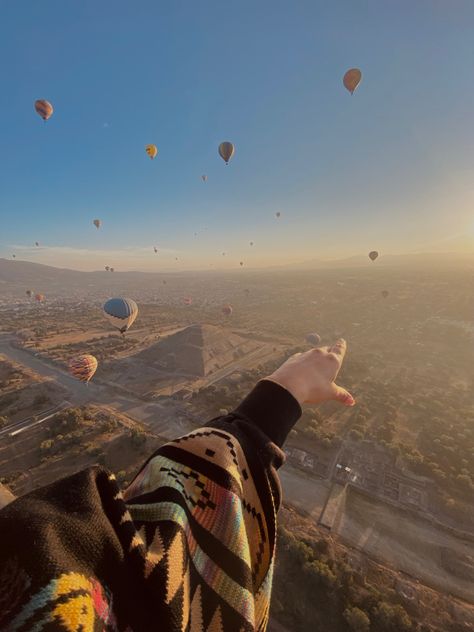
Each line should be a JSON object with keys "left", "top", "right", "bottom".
{"left": 103, "top": 297, "right": 138, "bottom": 333}
{"left": 93, "top": 219, "right": 101, "bottom": 229}
{"left": 275, "top": 212, "right": 281, "bottom": 218}
{"left": 35, "top": 293, "right": 45, "bottom": 302}
{"left": 343, "top": 68, "right": 362, "bottom": 94}
{"left": 68, "top": 354, "right": 98, "bottom": 383}
{"left": 145, "top": 144, "right": 158, "bottom": 159}
{"left": 35, "top": 99, "right": 53, "bottom": 120}
{"left": 368, "top": 250, "right": 379, "bottom": 261}
{"left": 35, "top": 242, "right": 39, "bottom": 247}
{"left": 222, "top": 304, "right": 233, "bottom": 316}
{"left": 218, "top": 141, "right": 235, "bottom": 164}
{"left": 381, "top": 290, "right": 389, "bottom": 298}
{"left": 26, "top": 290, "right": 33, "bottom": 298}
{"left": 202, "top": 175, "right": 208, "bottom": 182}
{"left": 305, "top": 333, "right": 321, "bottom": 346}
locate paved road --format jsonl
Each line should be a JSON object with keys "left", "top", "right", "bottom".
{"left": 0, "top": 338, "right": 196, "bottom": 439}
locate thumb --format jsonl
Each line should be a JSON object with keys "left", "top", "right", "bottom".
{"left": 330, "top": 383, "right": 356, "bottom": 407}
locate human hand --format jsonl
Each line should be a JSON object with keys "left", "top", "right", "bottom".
{"left": 264, "top": 339, "right": 355, "bottom": 407}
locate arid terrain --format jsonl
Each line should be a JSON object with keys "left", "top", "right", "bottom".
{"left": 1, "top": 255, "right": 473, "bottom": 631}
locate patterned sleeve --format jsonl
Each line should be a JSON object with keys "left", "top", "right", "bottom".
{"left": 0, "top": 380, "right": 301, "bottom": 632}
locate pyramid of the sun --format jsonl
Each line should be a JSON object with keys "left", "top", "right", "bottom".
{"left": 135, "top": 323, "right": 263, "bottom": 377}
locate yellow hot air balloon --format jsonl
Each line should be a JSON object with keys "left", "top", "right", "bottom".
{"left": 218, "top": 142, "right": 235, "bottom": 164}
{"left": 93, "top": 219, "right": 101, "bottom": 229}
{"left": 146, "top": 144, "right": 158, "bottom": 159}
{"left": 343, "top": 68, "right": 362, "bottom": 95}
{"left": 35, "top": 99, "right": 53, "bottom": 121}
{"left": 68, "top": 354, "right": 98, "bottom": 383}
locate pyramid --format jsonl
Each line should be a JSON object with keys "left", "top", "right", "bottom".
{"left": 136, "top": 324, "right": 262, "bottom": 378}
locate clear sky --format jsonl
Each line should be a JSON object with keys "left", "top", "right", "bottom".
{"left": 1, "top": 0, "right": 474, "bottom": 271}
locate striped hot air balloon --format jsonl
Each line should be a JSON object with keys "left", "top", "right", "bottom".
{"left": 145, "top": 144, "right": 158, "bottom": 159}
{"left": 68, "top": 354, "right": 98, "bottom": 383}
{"left": 103, "top": 297, "right": 138, "bottom": 334}
{"left": 35, "top": 99, "right": 53, "bottom": 121}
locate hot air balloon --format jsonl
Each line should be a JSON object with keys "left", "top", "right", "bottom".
{"left": 381, "top": 290, "right": 389, "bottom": 299}
{"left": 222, "top": 304, "right": 233, "bottom": 317}
{"left": 12, "top": 254, "right": 16, "bottom": 259}
{"left": 35, "top": 293, "right": 45, "bottom": 303}
{"left": 222, "top": 252, "right": 226, "bottom": 256}
{"left": 239, "top": 261, "right": 244, "bottom": 267}
{"left": 183, "top": 297, "right": 193, "bottom": 306}
{"left": 202, "top": 175, "right": 208, "bottom": 182}
{"left": 175, "top": 257, "right": 179, "bottom": 261}
{"left": 110, "top": 267, "right": 115, "bottom": 272}
{"left": 35, "top": 99, "right": 53, "bottom": 121}
{"left": 105, "top": 266, "right": 110, "bottom": 271}
{"left": 145, "top": 144, "right": 158, "bottom": 160}
{"left": 343, "top": 68, "right": 362, "bottom": 95}
{"left": 305, "top": 333, "right": 321, "bottom": 346}
{"left": 93, "top": 219, "right": 101, "bottom": 230}
{"left": 154, "top": 247, "right": 158, "bottom": 253}
{"left": 218, "top": 141, "right": 235, "bottom": 164}
{"left": 249, "top": 241, "right": 254, "bottom": 246}
{"left": 68, "top": 354, "right": 98, "bottom": 383}
{"left": 275, "top": 211, "right": 281, "bottom": 218}
{"left": 26, "top": 290, "right": 33, "bottom": 298}
{"left": 35, "top": 241, "right": 39, "bottom": 247}
{"left": 163, "top": 280, "right": 167, "bottom": 285}
{"left": 368, "top": 251, "right": 379, "bottom": 261}
{"left": 103, "top": 298, "right": 138, "bottom": 334}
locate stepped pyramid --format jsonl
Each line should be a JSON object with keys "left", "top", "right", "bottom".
{"left": 136, "top": 323, "right": 262, "bottom": 377}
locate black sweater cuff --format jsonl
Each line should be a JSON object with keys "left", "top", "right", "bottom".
{"left": 233, "top": 379, "right": 302, "bottom": 448}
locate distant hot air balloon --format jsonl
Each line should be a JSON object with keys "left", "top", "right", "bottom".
{"left": 305, "top": 333, "right": 321, "bottom": 346}
{"left": 145, "top": 144, "right": 158, "bottom": 159}
{"left": 12, "top": 254, "right": 16, "bottom": 259}
{"left": 93, "top": 219, "right": 101, "bottom": 230}
{"left": 239, "top": 261, "right": 244, "bottom": 267}
{"left": 244, "top": 288, "right": 250, "bottom": 295}
{"left": 275, "top": 212, "right": 281, "bottom": 218}
{"left": 35, "top": 293, "right": 45, "bottom": 303}
{"left": 154, "top": 247, "right": 158, "bottom": 253}
{"left": 218, "top": 141, "right": 235, "bottom": 164}
{"left": 163, "top": 280, "right": 167, "bottom": 285}
{"left": 368, "top": 251, "right": 379, "bottom": 261}
{"left": 183, "top": 297, "right": 193, "bottom": 306}
{"left": 35, "top": 241, "right": 39, "bottom": 247}
{"left": 103, "top": 297, "right": 138, "bottom": 334}
{"left": 105, "top": 265, "right": 110, "bottom": 271}
{"left": 249, "top": 241, "right": 254, "bottom": 246}
{"left": 202, "top": 175, "right": 208, "bottom": 182}
{"left": 381, "top": 290, "right": 389, "bottom": 299}
{"left": 26, "top": 290, "right": 33, "bottom": 298}
{"left": 222, "top": 252, "right": 226, "bottom": 256}
{"left": 110, "top": 267, "right": 115, "bottom": 272}
{"left": 343, "top": 68, "right": 362, "bottom": 95}
{"left": 35, "top": 99, "right": 53, "bottom": 121}
{"left": 68, "top": 354, "right": 98, "bottom": 383}
{"left": 222, "top": 304, "right": 233, "bottom": 317}
{"left": 175, "top": 257, "right": 179, "bottom": 261}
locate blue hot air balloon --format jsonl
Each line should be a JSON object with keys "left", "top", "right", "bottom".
{"left": 103, "top": 298, "right": 138, "bottom": 334}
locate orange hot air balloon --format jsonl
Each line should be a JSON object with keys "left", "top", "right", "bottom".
{"left": 222, "top": 304, "right": 233, "bottom": 316}
{"left": 145, "top": 144, "right": 158, "bottom": 159}
{"left": 183, "top": 296, "right": 193, "bottom": 305}
{"left": 68, "top": 354, "right": 98, "bottom": 383}
{"left": 35, "top": 99, "right": 53, "bottom": 121}
{"left": 218, "top": 141, "right": 235, "bottom": 164}
{"left": 93, "top": 219, "right": 101, "bottom": 230}
{"left": 35, "top": 293, "right": 45, "bottom": 302}
{"left": 343, "top": 68, "right": 362, "bottom": 95}
{"left": 368, "top": 250, "right": 379, "bottom": 261}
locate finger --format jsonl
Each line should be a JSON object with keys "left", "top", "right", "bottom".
{"left": 328, "top": 338, "right": 347, "bottom": 361}
{"left": 330, "top": 383, "right": 355, "bottom": 406}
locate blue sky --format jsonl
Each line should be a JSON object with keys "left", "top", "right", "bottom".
{"left": 1, "top": 0, "right": 474, "bottom": 270}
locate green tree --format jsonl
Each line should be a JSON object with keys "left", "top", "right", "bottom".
{"left": 343, "top": 606, "right": 370, "bottom": 632}
{"left": 372, "top": 602, "right": 412, "bottom": 631}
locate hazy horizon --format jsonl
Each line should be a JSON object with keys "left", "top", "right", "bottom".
{"left": 1, "top": 2, "right": 474, "bottom": 271}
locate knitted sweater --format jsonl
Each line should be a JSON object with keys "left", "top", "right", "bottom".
{"left": 0, "top": 380, "right": 301, "bottom": 632}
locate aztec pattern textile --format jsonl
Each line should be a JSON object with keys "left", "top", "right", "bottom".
{"left": 0, "top": 380, "right": 301, "bottom": 632}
